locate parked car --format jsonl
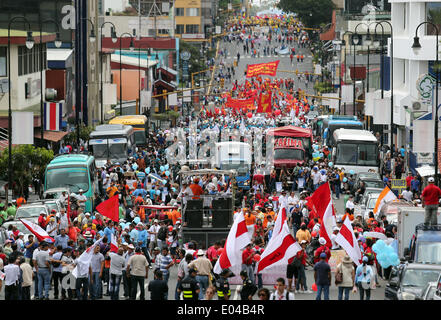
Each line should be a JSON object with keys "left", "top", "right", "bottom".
{"left": 31, "top": 199, "right": 64, "bottom": 213}
{"left": 353, "top": 188, "right": 383, "bottom": 216}
{"left": 385, "top": 262, "right": 441, "bottom": 300}
{"left": 352, "top": 172, "right": 383, "bottom": 193}
{"left": 415, "top": 282, "right": 437, "bottom": 300}
{"left": 43, "top": 187, "right": 70, "bottom": 201}
{"left": 15, "top": 203, "right": 51, "bottom": 223}
{"left": 1, "top": 220, "right": 32, "bottom": 243}
{"left": 360, "top": 193, "right": 380, "bottom": 219}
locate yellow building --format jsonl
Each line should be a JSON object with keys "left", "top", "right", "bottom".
{"left": 174, "top": 0, "right": 205, "bottom": 40}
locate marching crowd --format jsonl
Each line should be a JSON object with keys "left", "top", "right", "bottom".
{"left": 0, "top": 13, "right": 431, "bottom": 302}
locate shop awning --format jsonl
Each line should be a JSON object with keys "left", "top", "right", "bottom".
{"left": 35, "top": 131, "right": 68, "bottom": 142}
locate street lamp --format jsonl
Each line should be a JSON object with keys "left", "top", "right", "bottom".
{"left": 412, "top": 21, "right": 439, "bottom": 186}
{"left": 99, "top": 22, "right": 117, "bottom": 124}
{"left": 8, "top": 17, "right": 34, "bottom": 197}
{"left": 375, "top": 21, "right": 394, "bottom": 152}
{"left": 119, "top": 33, "right": 135, "bottom": 116}
{"left": 39, "top": 19, "right": 62, "bottom": 147}
{"left": 353, "top": 22, "right": 371, "bottom": 117}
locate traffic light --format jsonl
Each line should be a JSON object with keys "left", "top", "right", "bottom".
{"left": 295, "top": 69, "right": 299, "bottom": 75}
{"left": 220, "top": 78, "right": 225, "bottom": 88}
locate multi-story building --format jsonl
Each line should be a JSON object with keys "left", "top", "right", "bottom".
{"left": 390, "top": 1, "right": 441, "bottom": 173}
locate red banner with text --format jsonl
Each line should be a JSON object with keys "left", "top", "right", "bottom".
{"left": 246, "top": 60, "right": 280, "bottom": 78}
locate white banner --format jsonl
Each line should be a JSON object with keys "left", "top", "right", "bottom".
{"left": 168, "top": 93, "right": 178, "bottom": 106}
{"left": 12, "top": 112, "right": 33, "bottom": 145}
{"left": 322, "top": 93, "right": 339, "bottom": 111}
{"left": 341, "top": 85, "right": 354, "bottom": 103}
{"left": 314, "top": 64, "right": 322, "bottom": 75}
{"left": 103, "top": 83, "right": 117, "bottom": 105}
{"left": 413, "top": 119, "right": 434, "bottom": 153}
{"left": 183, "top": 90, "right": 192, "bottom": 102}
{"left": 373, "top": 98, "right": 391, "bottom": 125}
{"left": 141, "top": 91, "right": 152, "bottom": 110}
{"left": 365, "top": 91, "right": 377, "bottom": 116}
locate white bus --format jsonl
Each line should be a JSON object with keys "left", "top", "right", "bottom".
{"left": 88, "top": 124, "right": 136, "bottom": 168}
{"left": 331, "top": 129, "right": 380, "bottom": 174}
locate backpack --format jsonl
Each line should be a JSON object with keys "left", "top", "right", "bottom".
{"left": 272, "top": 290, "right": 290, "bottom": 300}
{"left": 157, "top": 226, "right": 167, "bottom": 241}
{"left": 52, "top": 253, "right": 63, "bottom": 268}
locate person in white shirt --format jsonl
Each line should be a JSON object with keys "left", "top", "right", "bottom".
{"left": 148, "top": 220, "right": 160, "bottom": 252}
{"left": 330, "top": 227, "right": 340, "bottom": 250}
{"left": 3, "top": 258, "right": 21, "bottom": 300}
{"left": 73, "top": 189, "right": 87, "bottom": 210}
{"left": 311, "top": 167, "right": 321, "bottom": 190}
{"left": 46, "top": 217, "right": 58, "bottom": 237}
{"left": 401, "top": 187, "right": 413, "bottom": 202}
{"left": 345, "top": 196, "right": 355, "bottom": 211}
{"left": 287, "top": 192, "right": 298, "bottom": 213}
{"left": 278, "top": 190, "right": 288, "bottom": 210}
{"left": 269, "top": 278, "right": 295, "bottom": 300}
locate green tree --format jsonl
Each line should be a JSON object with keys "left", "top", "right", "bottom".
{"left": 0, "top": 145, "right": 54, "bottom": 196}
{"left": 277, "top": 0, "right": 335, "bottom": 27}
{"left": 63, "top": 125, "right": 94, "bottom": 146}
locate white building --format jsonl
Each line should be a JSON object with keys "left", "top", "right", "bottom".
{"left": 390, "top": 1, "right": 441, "bottom": 164}
{"left": 104, "top": 0, "right": 131, "bottom": 13}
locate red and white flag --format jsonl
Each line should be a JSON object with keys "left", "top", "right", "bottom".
{"left": 309, "top": 183, "right": 336, "bottom": 248}
{"left": 213, "top": 211, "right": 251, "bottom": 275}
{"left": 20, "top": 218, "right": 54, "bottom": 244}
{"left": 110, "top": 233, "right": 119, "bottom": 253}
{"left": 72, "top": 238, "right": 103, "bottom": 278}
{"left": 257, "top": 222, "right": 301, "bottom": 273}
{"left": 272, "top": 207, "right": 287, "bottom": 240}
{"left": 335, "top": 217, "right": 362, "bottom": 266}
{"left": 44, "top": 102, "right": 63, "bottom": 131}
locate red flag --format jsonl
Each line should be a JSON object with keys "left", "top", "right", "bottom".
{"left": 257, "top": 222, "right": 301, "bottom": 273}
{"left": 335, "top": 216, "right": 362, "bottom": 265}
{"left": 20, "top": 219, "right": 55, "bottom": 244}
{"left": 110, "top": 233, "right": 119, "bottom": 252}
{"left": 96, "top": 195, "right": 119, "bottom": 222}
{"left": 257, "top": 91, "right": 272, "bottom": 113}
{"left": 308, "top": 183, "right": 336, "bottom": 248}
{"left": 213, "top": 212, "right": 251, "bottom": 275}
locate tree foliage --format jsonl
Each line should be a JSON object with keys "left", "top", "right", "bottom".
{"left": 277, "top": 0, "right": 335, "bottom": 27}
{"left": 63, "top": 125, "right": 94, "bottom": 146}
{"left": 0, "top": 145, "right": 54, "bottom": 196}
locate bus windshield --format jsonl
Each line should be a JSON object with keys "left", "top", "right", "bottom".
{"left": 134, "top": 130, "right": 147, "bottom": 145}
{"left": 109, "top": 143, "right": 127, "bottom": 159}
{"left": 46, "top": 167, "right": 90, "bottom": 193}
{"left": 275, "top": 148, "right": 304, "bottom": 160}
{"left": 92, "top": 144, "right": 109, "bottom": 159}
{"left": 221, "top": 161, "right": 250, "bottom": 175}
{"left": 336, "top": 143, "right": 377, "bottom": 166}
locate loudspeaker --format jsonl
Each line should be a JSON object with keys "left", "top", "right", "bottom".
{"left": 212, "top": 199, "right": 232, "bottom": 228}
{"left": 182, "top": 229, "right": 229, "bottom": 250}
{"left": 186, "top": 209, "right": 203, "bottom": 228}
{"left": 186, "top": 199, "right": 203, "bottom": 211}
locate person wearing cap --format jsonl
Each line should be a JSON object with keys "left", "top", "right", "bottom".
{"left": 177, "top": 267, "right": 200, "bottom": 300}
{"left": 148, "top": 219, "right": 160, "bottom": 253}
{"left": 188, "top": 249, "right": 213, "bottom": 300}
{"left": 74, "top": 189, "right": 87, "bottom": 209}
{"left": 311, "top": 166, "right": 321, "bottom": 191}
{"left": 215, "top": 269, "right": 231, "bottom": 300}
{"left": 330, "top": 226, "right": 340, "bottom": 250}
{"left": 355, "top": 256, "right": 374, "bottom": 300}
{"left": 46, "top": 216, "right": 58, "bottom": 238}
{"left": 314, "top": 237, "right": 331, "bottom": 263}
{"left": 421, "top": 176, "right": 441, "bottom": 226}
{"left": 313, "top": 252, "right": 331, "bottom": 300}
{"left": 38, "top": 211, "right": 48, "bottom": 229}
{"left": 126, "top": 247, "right": 149, "bottom": 300}
{"left": 336, "top": 254, "right": 356, "bottom": 300}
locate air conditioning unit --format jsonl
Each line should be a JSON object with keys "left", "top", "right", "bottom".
{"left": 412, "top": 100, "right": 428, "bottom": 112}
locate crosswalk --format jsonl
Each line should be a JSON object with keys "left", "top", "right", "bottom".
{"left": 223, "top": 54, "right": 313, "bottom": 60}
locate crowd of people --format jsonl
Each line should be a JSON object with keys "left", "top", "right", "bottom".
{"left": 0, "top": 12, "right": 435, "bottom": 302}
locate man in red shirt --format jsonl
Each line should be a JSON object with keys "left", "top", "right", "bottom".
{"left": 241, "top": 243, "right": 255, "bottom": 285}
{"left": 421, "top": 177, "right": 441, "bottom": 226}
{"left": 406, "top": 173, "right": 414, "bottom": 188}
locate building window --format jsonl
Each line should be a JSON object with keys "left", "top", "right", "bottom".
{"left": 186, "top": 8, "right": 200, "bottom": 17}
{"left": 0, "top": 47, "right": 6, "bottom": 77}
{"left": 18, "top": 44, "right": 44, "bottom": 76}
{"left": 176, "top": 24, "right": 184, "bottom": 34}
{"left": 186, "top": 25, "right": 199, "bottom": 34}
{"left": 175, "top": 7, "right": 184, "bottom": 16}
{"left": 427, "top": 2, "right": 441, "bottom": 35}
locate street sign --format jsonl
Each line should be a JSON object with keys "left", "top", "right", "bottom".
{"left": 391, "top": 179, "right": 406, "bottom": 189}
{"left": 180, "top": 51, "right": 191, "bottom": 61}
{"left": 417, "top": 152, "right": 433, "bottom": 164}
{"left": 0, "top": 79, "right": 9, "bottom": 93}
